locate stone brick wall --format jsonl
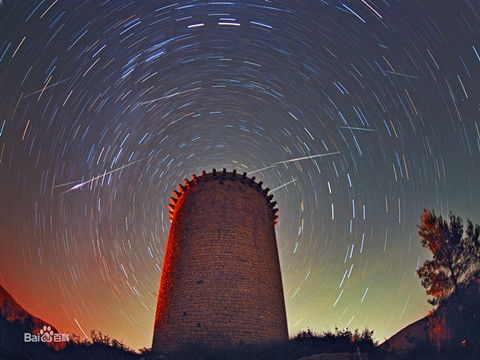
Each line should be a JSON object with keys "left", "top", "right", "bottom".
{"left": 152, "top": 170, "right": 288, "bottom": 352}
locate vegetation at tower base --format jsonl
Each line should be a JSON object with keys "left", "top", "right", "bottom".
{"left": 292, "top": 328, "right": 377, "bottom": 355}
{"left": 1, "top": 306, "right": 382, "bottom": 360}
{"left": 147, "top": 328, "right": 380, "bottom": 360}
{"left": 38, "top": 330, "right": 140, "bottom": 360}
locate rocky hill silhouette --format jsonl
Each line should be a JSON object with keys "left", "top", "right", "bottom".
{"left": 0, "top": 285, "right": 57, "bottom": 333}
{"left": 0, "top": 284, "right": 67, "bottom": 358}
{"left": 382, "top": 277, "right": 480, "bottom": 356}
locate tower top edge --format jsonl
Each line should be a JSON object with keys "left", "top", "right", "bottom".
{"left": 168, "top": 169, "right": 279, "bottom": 224}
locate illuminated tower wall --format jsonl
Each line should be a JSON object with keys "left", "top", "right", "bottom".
{"left": 152, "top": 169, "right": 288, "bottom": 352}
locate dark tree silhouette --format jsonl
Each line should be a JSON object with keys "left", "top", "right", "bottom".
{"left": 427, "top": 276, "right": 480, "bottom": 351}
{"left": 293, "top": 327, "right": 377, "bottom": 354}
{"left": 417, "top": 209, "right": 480, "bottom": 305}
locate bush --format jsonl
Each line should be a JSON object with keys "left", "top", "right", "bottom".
{"left": 148, "top": 328, "right": 379, "bottom": 360}
{"left": 293, "top": 327, "right": 377, "bottom": 354}
{"left": 51, "top": 330, "right": 139, "bottom": 360}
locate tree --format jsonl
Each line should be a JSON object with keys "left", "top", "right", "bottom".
{"left": 417, "top": 209, "right": 480, "bottom": 305}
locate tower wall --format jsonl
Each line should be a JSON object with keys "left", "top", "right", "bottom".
{"left": 152, "top": 170, "right": 288, "bottom": 352}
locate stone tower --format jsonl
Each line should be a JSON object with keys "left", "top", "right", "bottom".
{"left": 152, "top": 169, "right": 288, "bottom": 352}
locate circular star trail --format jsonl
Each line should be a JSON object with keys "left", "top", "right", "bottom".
{"left": 0, "top": 0, "right": 479, "bottom": 350}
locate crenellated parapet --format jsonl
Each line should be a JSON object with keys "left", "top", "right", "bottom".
{"left": 167, "top": 169, "right": 279, "bottom": 225}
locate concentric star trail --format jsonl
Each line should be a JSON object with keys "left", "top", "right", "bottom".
{"left": 1, "top": 0, "right": 479, "bottom": 351}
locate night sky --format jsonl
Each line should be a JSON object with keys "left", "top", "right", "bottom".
{"left": 1, "top": 0, "right": 480, "bottom": 351}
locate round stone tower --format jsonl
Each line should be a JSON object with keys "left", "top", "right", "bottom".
{"left": 152, "top": 169, "right": 288, "bottom": 352}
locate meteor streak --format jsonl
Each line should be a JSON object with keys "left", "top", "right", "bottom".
{"left": 384, "top": 71, "right": 419, "bottom": 79}
{"left": 272, "top": 151, "right": 340, "bottom": 165}
{"left": 248, "top": 164, "right": 276, "bottom": 175}
{"left": 54, "top": 159, "right": 144, "bottom": 193}
{"left": 249, "top": 152, "right": 340, "bottom": 174}
{"left": 271, "top": 178, "right": 298, "bottom": 192}
{"left": 138, "top": 87, "right": 202, "bottom": 105}
{"left": 21, "top": 76, "right": 76, "bottom": 98}
{"left": 338, "top": 126, "right": 378, "bottom": 132}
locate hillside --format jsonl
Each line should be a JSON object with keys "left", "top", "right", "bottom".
{"left": 0, "top": 284, "right": 65, "bottom": 351}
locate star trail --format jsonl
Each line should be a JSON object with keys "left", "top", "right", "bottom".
{"left": 0, "top": 0, "right": 479, "bottom": 351}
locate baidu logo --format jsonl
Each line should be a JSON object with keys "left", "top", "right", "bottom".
{"left": 24, "top": 325, "right": 69, "bottom": 343}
